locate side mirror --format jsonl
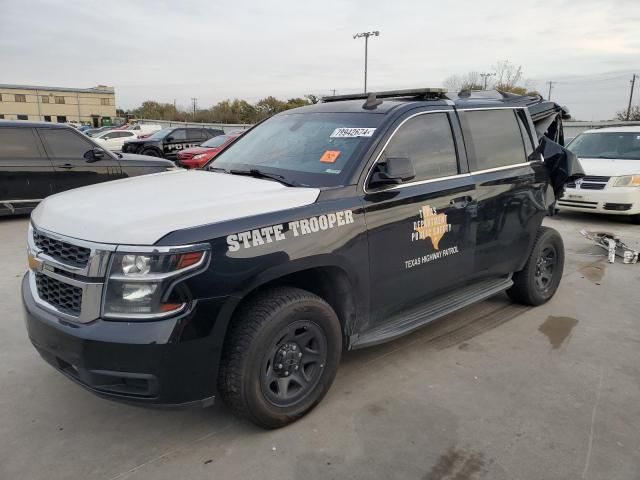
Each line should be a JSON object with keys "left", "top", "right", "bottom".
{"left": 370, "top": 157, "right": 415, "bottom": 186}
{"left": 84, "top": 148, "right": 105, "bottom": 163}
{"left": 166, "top": 136, "right": 173, "bottom": 142}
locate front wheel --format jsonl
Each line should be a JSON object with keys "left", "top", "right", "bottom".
{"left": 507, "top": 226, "right": 565, "bottom": 306}
{"left": 218, "top": 287, "right": 342, "bottom": 429}
{"left": 141, "top": 148, "right": 161, "bottom": 157}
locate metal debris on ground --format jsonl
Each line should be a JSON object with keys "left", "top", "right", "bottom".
{"left": 580, "top": 230, "right": 639, "bottom": 264}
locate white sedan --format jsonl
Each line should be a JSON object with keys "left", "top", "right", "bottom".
{"left": 93, "top": 130, "right": 139, "bottom": 152}
{"left": 559, "top": 126, "right": 640, "bottom": 223}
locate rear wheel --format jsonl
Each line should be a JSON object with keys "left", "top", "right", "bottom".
{"left": 507, "top": 227, "right": 564, "bottom": 306}
{"left": 218, "top": 287, "right": 342, "bottom": 429}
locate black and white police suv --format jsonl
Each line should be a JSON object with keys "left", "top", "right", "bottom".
{"left": 23, "top": 89, "right": 582, "bottom": 428}
{"left": 122, "top": 126, "right": 224, "bottom": 160}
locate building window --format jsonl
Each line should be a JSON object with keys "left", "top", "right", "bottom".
{"left": 57, "top": 115, "right": 67, "bottom": 123}
{"left": 54, "top": 96, "right": 65, "bottom": 104}
{"left": 17, "top": 114, "right": 28, "bottom": 120}
{"left": 0, "top": 93, "right": 3, "bottom": 101}
{"left": 42, "top": 95, "right": 50, "bottom": 103}
{"left": 15, "top": 94, "right": 26, "bottom": 102}
{"left": 0, "top": 114, "right": 4, "bottom": 119}
{"left": 101, "top": 98, "right": 110, "bottom": 106}
{"left": 44, "top": 115, "right": 52, "bottom": 122}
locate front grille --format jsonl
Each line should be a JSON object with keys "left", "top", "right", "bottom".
{"left": 33, "top": 230, "right": 90, "bottom": 268}
{"left": 558, "top": 199, "right": 598, "bottom": 209}
{"left": 35, "top": 272, "right": 82, "bottom": 316}
{"left": 566, "top": 175, "right": 610, "bottom": 190}
{"left": 580, "top": 183, "right": 606, "bottom": 190}
{"left": 603, "top": 203, "right": 633, "bottom": 211}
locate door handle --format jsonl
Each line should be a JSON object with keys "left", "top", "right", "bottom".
{"left": 450, "top": 195, "right": 473, "bottom": 208}
{"left": 58, "top": 163, "right": 74, "bottom": 170}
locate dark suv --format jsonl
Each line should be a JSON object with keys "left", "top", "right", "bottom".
{"left": 122, "top": 126, "right": 225, "bottom": 160}
{"left": 0, "top": 121, "right": 175, "bottom": 216}
{"left": 22, "top": 89, "right": 581, "bottom": 428}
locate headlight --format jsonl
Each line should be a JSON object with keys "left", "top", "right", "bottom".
{"left": 102, "top": 246, "right": 210, "bottom": 319}
{"left": 613, "top": 175, "right": 640, "bottom": 187}
{"left": 193, "top": 153, "right": 208, "bottom": 160}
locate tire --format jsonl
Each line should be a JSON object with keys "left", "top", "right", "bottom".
{"left": 507, "top": 226, "right": 565, "bottom": 306}
{"left": 218, "top": 287, "right": 342, "bottom": 429}
{"left": 141, "top": 148, "right": 161, "bottom": 157}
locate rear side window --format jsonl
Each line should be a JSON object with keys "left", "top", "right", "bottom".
{"left": 462, "top": 109, "right": 527, "bottom": 170}
{"left": 382, "top": 112, "right": 458, "bottom": 182}
{"left": 0, "top": 128, "right": 41, "bottom": 158}
{"left": 39, "top": 129, "right": 94, "bottom": 158}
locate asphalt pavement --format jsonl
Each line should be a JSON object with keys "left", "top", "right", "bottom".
{"left": 1, "top": 211, "right": 639, "bottom": 480}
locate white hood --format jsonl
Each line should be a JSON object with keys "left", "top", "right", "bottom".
{"left": 32, "top": 170, "right": 320, "bottom": 244}
{"left": 578, "top": 157, "right": 640, "bottom": 177}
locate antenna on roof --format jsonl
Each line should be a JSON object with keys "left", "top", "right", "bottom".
{"left": 362, "top": 93, "right": 383, "bottom": 110}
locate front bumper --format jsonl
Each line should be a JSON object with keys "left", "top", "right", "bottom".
{"left": 559, "top": 187, "right": 640, "bottom": 215}
{"left": 22, "top": 274, "right": 219, "bottom": 408}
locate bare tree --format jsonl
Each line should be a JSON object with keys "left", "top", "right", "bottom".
{"left": 443, "top": 71, "right": 483, "bottom": 92}
{"left": 492, "top": 60, "right": 523, "bottom": 91}
{"left": 615, "top": 106, "right": 640, "bottom": 121}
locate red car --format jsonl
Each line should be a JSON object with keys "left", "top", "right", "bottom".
{"left": 177, "top": 132, "right": 243, "bottom": 169}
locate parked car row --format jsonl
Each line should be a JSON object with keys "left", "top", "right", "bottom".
{"left": 121, "top": 127, "right": 225, "bottom": 160}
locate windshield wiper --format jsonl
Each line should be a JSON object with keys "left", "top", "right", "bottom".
{"left": 208, "top": 166, "right": 229, "bottom": 173}
{"left": 229, "top": 168, "right": 301, "bottom": 187}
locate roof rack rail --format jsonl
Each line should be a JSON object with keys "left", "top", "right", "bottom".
{"left": 322, "top": 87, "right": 447, "bottom": 103}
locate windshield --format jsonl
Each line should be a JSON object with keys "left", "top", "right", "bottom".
{"left": 148, "top": 128, "right": 173, "bottom": 140}
{"left": 568, "top": 132, "right": 640, "bottom": 160}
{"left": 201, "top": 135, "right": 231, "bottom": 148}
{"left": 211, "top": 112, "right": 383, "bottom": 187}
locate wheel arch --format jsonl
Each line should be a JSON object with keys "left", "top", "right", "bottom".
{"left": 217, "top": 259, "right": 363, "bottom": 347}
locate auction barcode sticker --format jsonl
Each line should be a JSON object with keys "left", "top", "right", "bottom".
{"left": 330, "top": 127, "right": 376, "bottom": 138}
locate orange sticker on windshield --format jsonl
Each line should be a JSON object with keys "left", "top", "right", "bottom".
{"left": 320, "top": 150, "right": 341, "bottom": 163}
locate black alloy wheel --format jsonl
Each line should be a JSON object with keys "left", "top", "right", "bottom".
{"left": 261, "top": 320, "right": 328, "bottom": 408}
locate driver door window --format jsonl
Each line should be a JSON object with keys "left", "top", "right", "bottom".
{"left": 170, "top": 129, "right": 187, "bottom": 141}
{"left": 382, "top": 113, "right": 459, "bottom": 182}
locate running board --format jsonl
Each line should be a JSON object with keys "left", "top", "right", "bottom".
{"left": 351, "top": 276, "right": 513, "bottom": 349}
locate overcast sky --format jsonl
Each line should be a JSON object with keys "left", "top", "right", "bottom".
{"left": 1, "top": 0, "right": 639, "bottom": 120}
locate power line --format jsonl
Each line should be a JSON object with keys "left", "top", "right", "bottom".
{"left": 190, "top": 97, "right": 197, "bottom": 120}
{"left": 627, "top": 74, "right": 637, "bottom": 121}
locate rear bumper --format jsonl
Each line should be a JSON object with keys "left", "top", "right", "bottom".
{"left": 22, "top": 273, "right": 222, "bottom": 408}
{"left": 559, "top": 187, "right": 640, "bottom": 215}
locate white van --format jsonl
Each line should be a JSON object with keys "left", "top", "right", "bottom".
{"left": 559, "top": 126, "right": 640, "bottom": 223}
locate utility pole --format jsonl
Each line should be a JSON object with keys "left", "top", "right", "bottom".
{"left": 480, "top": 72, "right": 495, "bottom": 90}
{"left": 547, "top": 81, "right": 554, "bottom": 101}
{"left": 626, "top": 74, "right": 637, "bottom": 121}
{"left": 330, "top": 88, "right": 337, "bottom": 96}
{"left": 353, "top": 31, "right": 380, "bottom": 93}
{"left": 191, "top": 97, "right": 197, "bottom": 120}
